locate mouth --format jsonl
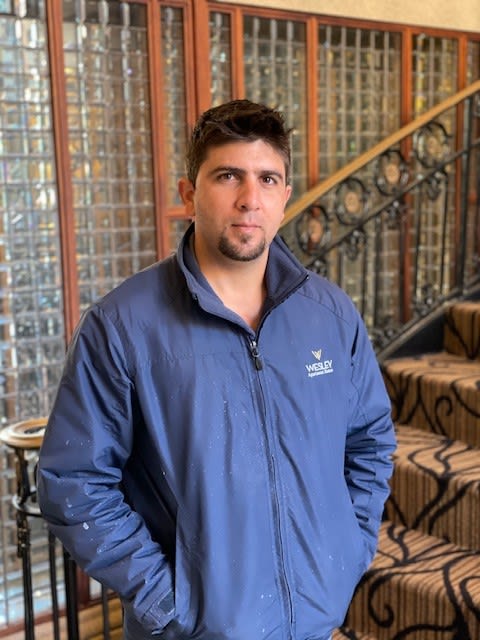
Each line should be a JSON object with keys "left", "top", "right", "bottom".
{"left": 231, "top": 222, "right": 260, "bottom": 230}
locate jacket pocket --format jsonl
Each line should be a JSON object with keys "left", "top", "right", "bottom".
{"left": 169, "top": 515, "right": 196, "bottom": 634}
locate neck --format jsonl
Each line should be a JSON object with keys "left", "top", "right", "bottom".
{"left": 193, "top": 238, "right": 268, "bottom": 330}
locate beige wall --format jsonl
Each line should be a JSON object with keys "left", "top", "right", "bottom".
{"left": 217, "top": 0, "right": 480, "bottom": 33}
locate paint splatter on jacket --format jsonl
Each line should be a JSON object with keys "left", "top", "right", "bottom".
{"left": 37, "top": 224, "right": 396, "bottom": 640}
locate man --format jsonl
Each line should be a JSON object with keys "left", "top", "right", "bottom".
{"left": 37, "top": 100, "right": 396, "bottom": 640}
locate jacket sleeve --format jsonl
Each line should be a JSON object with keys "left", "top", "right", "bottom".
{"left": 37, "top": 305, "right": 175, "bottom": 633}
{"left": 344, "top": 310, "right": 397, "bottom": 562}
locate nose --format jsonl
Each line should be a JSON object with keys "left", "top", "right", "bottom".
{"left": 237, "top": 177, "right": 260, "bottom": 211}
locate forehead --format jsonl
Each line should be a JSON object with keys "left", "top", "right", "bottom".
{"left": 201, "top": 140, "right": 287, "bottom": 177}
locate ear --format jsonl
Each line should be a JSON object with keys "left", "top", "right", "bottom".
{"left": 281, "top": 184, "right": 292, "bottom": 219}
{"left": 285, "top": 184, "right": 292, "bottom": 204}
{"left": 178, "top": 177, "right": 195, "bottom": 216}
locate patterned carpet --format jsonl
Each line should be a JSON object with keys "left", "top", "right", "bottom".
{"left": 338, "top": 301, "right": 480, "bottom": 640}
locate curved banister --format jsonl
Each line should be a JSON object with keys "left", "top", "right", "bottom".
{"left": 283, "top": 79, "right": 480, "bottom": 226}
{"left": 280, "top": 79, "right": 480, "bottom": 358}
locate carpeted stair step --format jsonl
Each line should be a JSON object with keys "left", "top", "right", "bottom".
{"left": 384, "top": 424, "right": 480, "bottom": 549}
{"left": 443, "top": 302, "right": 480, "bottom": 360}
{"left": 343, "top": 521, "right": 480, "bottom": 640}
{"left": 382, "top": 352, "right": 480, "bottom": 447}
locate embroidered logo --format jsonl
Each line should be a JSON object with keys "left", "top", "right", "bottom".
{"left": 305, "top": 348, "right": 334, "bottom": 377}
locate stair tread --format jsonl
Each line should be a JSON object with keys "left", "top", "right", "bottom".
{"left": 444, "top": 302, "right": 480, "bottom": 360}
{"left": 393, "top": 424, "right": 480, "bottom": 478}
{"left": 393, "top": 423, "right": 480, "bottom": 481}
{"left": 387, "top": 424, "right": 480, "bottom": 548}
{"left": 383, "top": 351, "right": 480, "bottom": 447}
{"left": 374, "top": 520, "right": 480, "bottom": 579}
{"left": 345, "top": 521, "right": 480, "bottom": 639}
{"left": 384, "top": 350, "right": 480, "bottom": 384}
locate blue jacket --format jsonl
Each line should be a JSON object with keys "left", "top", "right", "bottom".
{"left": 37, "top": 225, "right": 396, "bottom": 640}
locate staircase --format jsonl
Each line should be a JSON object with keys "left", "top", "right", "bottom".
{"left": 334, "top": 301, "right": 480, "bottom": 639}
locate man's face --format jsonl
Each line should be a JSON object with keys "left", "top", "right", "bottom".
{"left": 179, "top": 140, "right": 292, "bottom": 265}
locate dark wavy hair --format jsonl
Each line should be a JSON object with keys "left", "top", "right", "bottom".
{"left": 186, "top": 99, "right": 292, "bottom": 186}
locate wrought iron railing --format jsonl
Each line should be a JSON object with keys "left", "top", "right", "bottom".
{"left": 281, "top": 81, "right": 480, "bottom": 361}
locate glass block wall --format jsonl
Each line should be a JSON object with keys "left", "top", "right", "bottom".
{"left": 63, "top": 0, "right": 157, "bottom": 311}
{"left": 0, "top": 0, "right": 66, "bottom": 627}
{"left": 318, "top": 25, "right": 402, "bottom": 178}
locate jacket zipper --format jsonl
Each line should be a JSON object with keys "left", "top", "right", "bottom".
{"left": 249, "top": 339, "right": 263, "bottom": 370}
{"left": 268, "top": 453, "right": 294, "bottom": 635}
{"left": 248, "top": 336, "right": 294, "bottom": 636}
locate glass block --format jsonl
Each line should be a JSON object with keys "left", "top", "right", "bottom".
{"left": 2, "top": 102, "right": 26, "bottom": 129}
{"left": 137, "top": 229, "right": 156, "bottom": 252}
{"left": 0, "top": 1, "right": 13, "bottom": 14}
{"left": 12, "top": 293, "right": 35, "bottom": 313}
{"left": 85, "top": 0, "right": 101, "bottom": 24}
{"left": 25, "top": 103, "right": 51, "bottom": 130}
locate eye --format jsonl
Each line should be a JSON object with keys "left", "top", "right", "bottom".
{"left": 262, "top": 175, "right": 278, "bottom": 185}
{"left": 218, "top": 171, "right": 236, "bottom": 181}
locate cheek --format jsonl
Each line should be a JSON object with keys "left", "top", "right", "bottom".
{"left": 268, "top": 197, "right": 288, "bottom": 224}
{"left": 192, "top": 196, "right": 224, "bottom": 228}
{"left": 195, "top": 189, "right": 225, "bottom": 213}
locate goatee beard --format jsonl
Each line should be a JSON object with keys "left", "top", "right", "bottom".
{"left": 218, "top": 234, "right": 266, "bottom": 262}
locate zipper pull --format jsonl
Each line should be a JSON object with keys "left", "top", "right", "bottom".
{"left": 250, "top": 340, "right": 263, "bottom": 370}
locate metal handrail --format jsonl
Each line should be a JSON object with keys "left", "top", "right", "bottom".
{"left": 281, "top": 81, "right": 480, "bottom": 360}
{"left": 283, "top": 80, "right": 480, "bottom": 226}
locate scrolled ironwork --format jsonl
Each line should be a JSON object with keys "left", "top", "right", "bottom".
{"left": 414, "top": 121, "right": 451, "bottom": 169}
{"left": 384, "top": 200, "right": 405, "bottom": 230}
{"left": 413, "top": 284, "right": 440, "bottom": 317}
{"left": 425, "top": 169, "right": 448, "bottom": 201}
{"left": 344, "top": 227, "right": 367, "bottom": 261}
{"left": 309, "top": 257, "right": 329, "bottom": 278}
{"left": 281, "top": 81, "right": 480, "bottom": 360}
{"left": 295, "top": 203, "right": 331, "bottom": 256}
{"left": 370, "top": 320, "right": 400, "bottom": 351}
{"left": 375, "top": 149, "right": 409, "bottom": 196}
{"left": 335, "top": 177, "right": 370, "bottom": 225}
